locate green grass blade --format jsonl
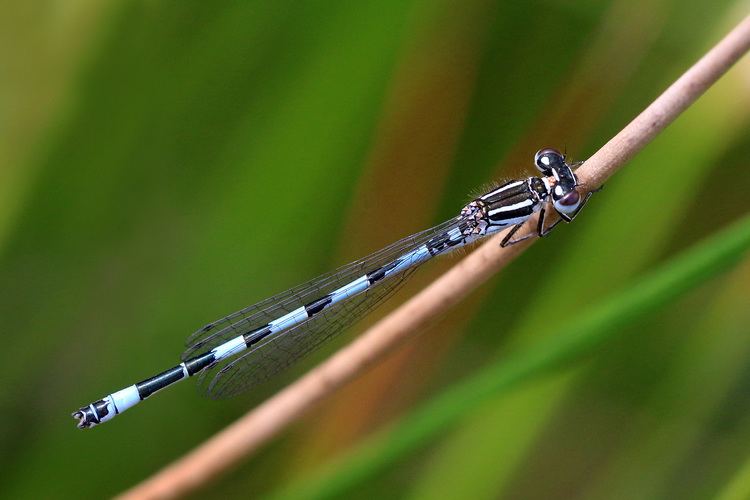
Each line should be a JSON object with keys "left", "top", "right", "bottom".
{"left": 716, "top": 452, "right": 750, "bottom": 500}
{"left": 270, "top": 212, "right": 750, "bottom": 500}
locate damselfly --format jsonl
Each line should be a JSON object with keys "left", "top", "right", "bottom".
{"left": 73, "top": 148, "right": 594, "bottom": 428}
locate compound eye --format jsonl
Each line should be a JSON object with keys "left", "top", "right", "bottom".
{"left": 534, "top": 148, "right": 564, "bottom": 174}
{"left": 553, "top": 189, "right": 581, "bottom": 214}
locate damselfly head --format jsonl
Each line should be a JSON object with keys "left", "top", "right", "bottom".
{"left": 534, "top": 148, "right": 565, "bottom": 175}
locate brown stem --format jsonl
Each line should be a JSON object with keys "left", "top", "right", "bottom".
{"left": 119, "top": 14, "right": 750, "bottom": 500}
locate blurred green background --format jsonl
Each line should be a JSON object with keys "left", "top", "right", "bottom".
{"left": 1, "top": 1, "right": 749, "bottom": 498}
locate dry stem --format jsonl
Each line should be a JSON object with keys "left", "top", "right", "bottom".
{"left": 120, "top": 14, "right": 750, "bottom": 500}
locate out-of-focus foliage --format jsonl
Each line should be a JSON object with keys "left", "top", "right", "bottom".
{"left": 1, "top": 1, "right": 748, "bottom": 499}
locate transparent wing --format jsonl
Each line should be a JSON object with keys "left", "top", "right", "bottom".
{"left": 183, "top": 217, "right": 461, "bottom": 360}
{"left": 184, "top": 217, "right": 462, "bottom": 398}
{"left": 198, "top": 263, "right": 418, "bottom": 398}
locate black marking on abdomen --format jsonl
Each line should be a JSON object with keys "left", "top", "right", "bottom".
{"left": 136, "top": 366, "right": 186, "bottom": 399}
{"left": 305, "top": 295, "right": 333, "bottom": 316}
{"left": 75, "top": 404, "right": 101, "bottom": 427}
{"left": 427, "top": 233, "right": 463, "bottom": 255}
{"left": 184, "top": 351, "right": 216, "bottom": 376}
{"left": 367, "top": 259, "right": 400, "bottom": 284}
{"left": 94, "top": 399, "right": 110, "bottom": 418}
{"left": 244, "top": 325, "right": 273, "bottom": 347}
{"left": 427, "top": 233, "right": 450, "bottom": 255}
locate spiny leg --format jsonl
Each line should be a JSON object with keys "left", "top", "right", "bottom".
{"left": 500, "top": 222, "right": 526, "bottom": 247}
{"left": 502, "top": 187, "right": 598, "bottom": 247}
{"left": 539, "top": 212, "right": 564, "bottom": 236}
{"left": 501, "top": 207, "right": 548, "bottom": 247}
